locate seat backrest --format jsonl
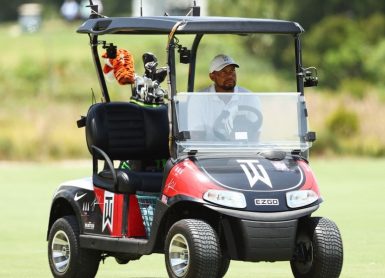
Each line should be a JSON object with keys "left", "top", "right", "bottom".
{"left": 85, "top": 102, "right": 169, "bottom": 161}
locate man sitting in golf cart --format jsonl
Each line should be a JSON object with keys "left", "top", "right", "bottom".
{"left": 201, "top": 54, "right": 248, "bottom": 93}
{"left": 186, "top": 54, "right": 262, "bottom": 141}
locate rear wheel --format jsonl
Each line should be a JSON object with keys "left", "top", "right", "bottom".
{"left": 48, "top": 216, "right": 100, "bottom": 278}
{"left": 165, "top": 219, "right": 221, "bottom": 278}
{"left": 291, "top": 217, "right": 343, "bottom": 278}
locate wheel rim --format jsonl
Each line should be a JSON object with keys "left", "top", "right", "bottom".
{"left": 168, "top": 234, "right": 190, "bottom": 277}
{"left": 51, "top": 230, "right": 71, "bottom": 273}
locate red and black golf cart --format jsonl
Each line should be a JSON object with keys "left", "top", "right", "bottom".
{"left": 47, "top": 3, "right": 343, "bottom": 278}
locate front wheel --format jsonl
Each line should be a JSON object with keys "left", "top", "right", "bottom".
{"left": 48, "top": 216, "right": 100, "bottom": 278}
{"left": 165, "top": 219, "right": 221, "bottom": 278}
{"left": 217, "top": 254, "right": 230, "bottom": 278}
{"left": 291, "top": 217, "right": 343, "bottom": 278}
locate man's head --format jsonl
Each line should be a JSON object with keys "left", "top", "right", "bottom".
{"left": 209, "top": 54, "right": 239, "bottom": 92}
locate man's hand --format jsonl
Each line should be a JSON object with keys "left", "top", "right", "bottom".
{"left": 214, "top": 110, "right": 234, "bottom": 140}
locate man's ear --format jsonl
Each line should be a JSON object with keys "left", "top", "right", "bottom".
{"left": 209, "top": 72, "right": 215, "bottom": 81}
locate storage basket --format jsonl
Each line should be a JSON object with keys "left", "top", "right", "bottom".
{"left": 136, "top": 193, "right": 159, "bottom": 237}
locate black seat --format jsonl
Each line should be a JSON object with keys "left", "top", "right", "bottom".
{"left": 85, "top": 102, "right": 169, "bottom": 194}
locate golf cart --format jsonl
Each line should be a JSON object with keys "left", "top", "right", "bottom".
{"left": 46, "top": 3, "right": 343, "bottom": 278}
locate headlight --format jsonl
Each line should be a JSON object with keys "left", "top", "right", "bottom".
{"left": 286, "top": 190, "right": 318, "bottom": 208}
{"left": 203, "top": 190, "right": 246, "bottom": 209}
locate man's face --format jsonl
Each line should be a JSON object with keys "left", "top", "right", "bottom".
{"left": 210, "top": 65, "right": 237, "bottom": 92}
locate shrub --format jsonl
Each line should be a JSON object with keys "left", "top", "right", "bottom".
{"left": 310, "top": 131, "right": 339, "bottom": 156}
{"left": 326, "top": 106, "right": 359, "bottom": 137}
{"left": 339, "top": 79, "right": 370, "bottom": 100}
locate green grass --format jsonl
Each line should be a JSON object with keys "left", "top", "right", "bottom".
{"left": 0, "top": 158, "right": 384, "bottom": 277}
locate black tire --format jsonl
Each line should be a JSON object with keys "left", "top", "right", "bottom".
{"left": 291, "top": 217, "right": 343, "bottom": 278}
{"left": 48, "top": 216, "right": 100, "bottom": 278}
{"left": 165, "top": 219, "right": 221, "bottom": 278}
{"left": 217, "top": 254, "right": 230, "bottom": 278}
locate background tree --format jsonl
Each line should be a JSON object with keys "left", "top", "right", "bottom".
{"left": 209, "top": 0, "right": 385, "bottom": 90}
{"left": 0, "top": 0, "right": 132, "bottom": 21}
{"left": 1, "top": 0, "right": 385, "bottom": 90}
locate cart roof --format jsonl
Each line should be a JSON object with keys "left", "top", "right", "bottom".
{"left": 77, "top": 16, "right": 304, "bottom": 35}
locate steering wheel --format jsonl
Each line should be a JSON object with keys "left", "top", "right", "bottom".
{"left": 213, "top": 105, "right": 263, "bottom": 141}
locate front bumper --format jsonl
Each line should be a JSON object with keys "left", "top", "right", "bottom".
{"left": 222, "top": 217, "right": 297, "bottom": 261}
{"left": 206, "top": 204, "right": 319, "bottom": 262}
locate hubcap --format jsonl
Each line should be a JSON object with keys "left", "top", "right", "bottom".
{"left": 169, "top": 234, "right": 190, "bottom": 277}
{"left": 51, "top": 231, "right": 71, "bottom": 273}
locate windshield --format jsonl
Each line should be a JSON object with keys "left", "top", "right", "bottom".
{"left": 175, "top": 92, "right": 310, "bottom": 154}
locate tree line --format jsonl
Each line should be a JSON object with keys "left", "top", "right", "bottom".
{"left": 210, "top": 0, "right": 385, "bottom": 91}
{"left": 0, "top": 0, "right": 132, "bottom": 21}
{"left": 1, "top": 0, "right": 385, "bottom": 90}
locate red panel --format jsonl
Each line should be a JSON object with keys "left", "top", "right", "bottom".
{"left": 298, "top": 160, "right": 321, "bottom": 196}
{"left": 94, "top": 187, "right": 146, "bottom": 238}
{"left": 127, "top": 195, "right": 146, "bottom": 237}
{"left": 163, "top": 159, "right": 223, "bottom": 199}
{"left": 93, "top": 187, "right": 124, "bottom": 237}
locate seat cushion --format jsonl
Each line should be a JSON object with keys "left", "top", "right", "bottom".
{"left": 94, "top": 169, "right": 140, "bottom": 194}
{"left": 95, "top": 169, "right": 163, "bottom": 194}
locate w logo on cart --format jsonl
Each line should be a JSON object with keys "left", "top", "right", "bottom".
{"left": 237, "top": 159, "right": 272, "bottom": 188}
{"left": 103, "top": 191, "right": 114, "bottom": 232}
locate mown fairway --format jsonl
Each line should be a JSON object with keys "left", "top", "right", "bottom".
{"left": 0, "top": 158, "right": 384, "bottom": 277}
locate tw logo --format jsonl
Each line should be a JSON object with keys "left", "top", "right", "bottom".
{"left": 237, "top": 159, "right": 272, "bottom": 188}
{"left": 102, "top": 191, "right": 114, "bottom": 232}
